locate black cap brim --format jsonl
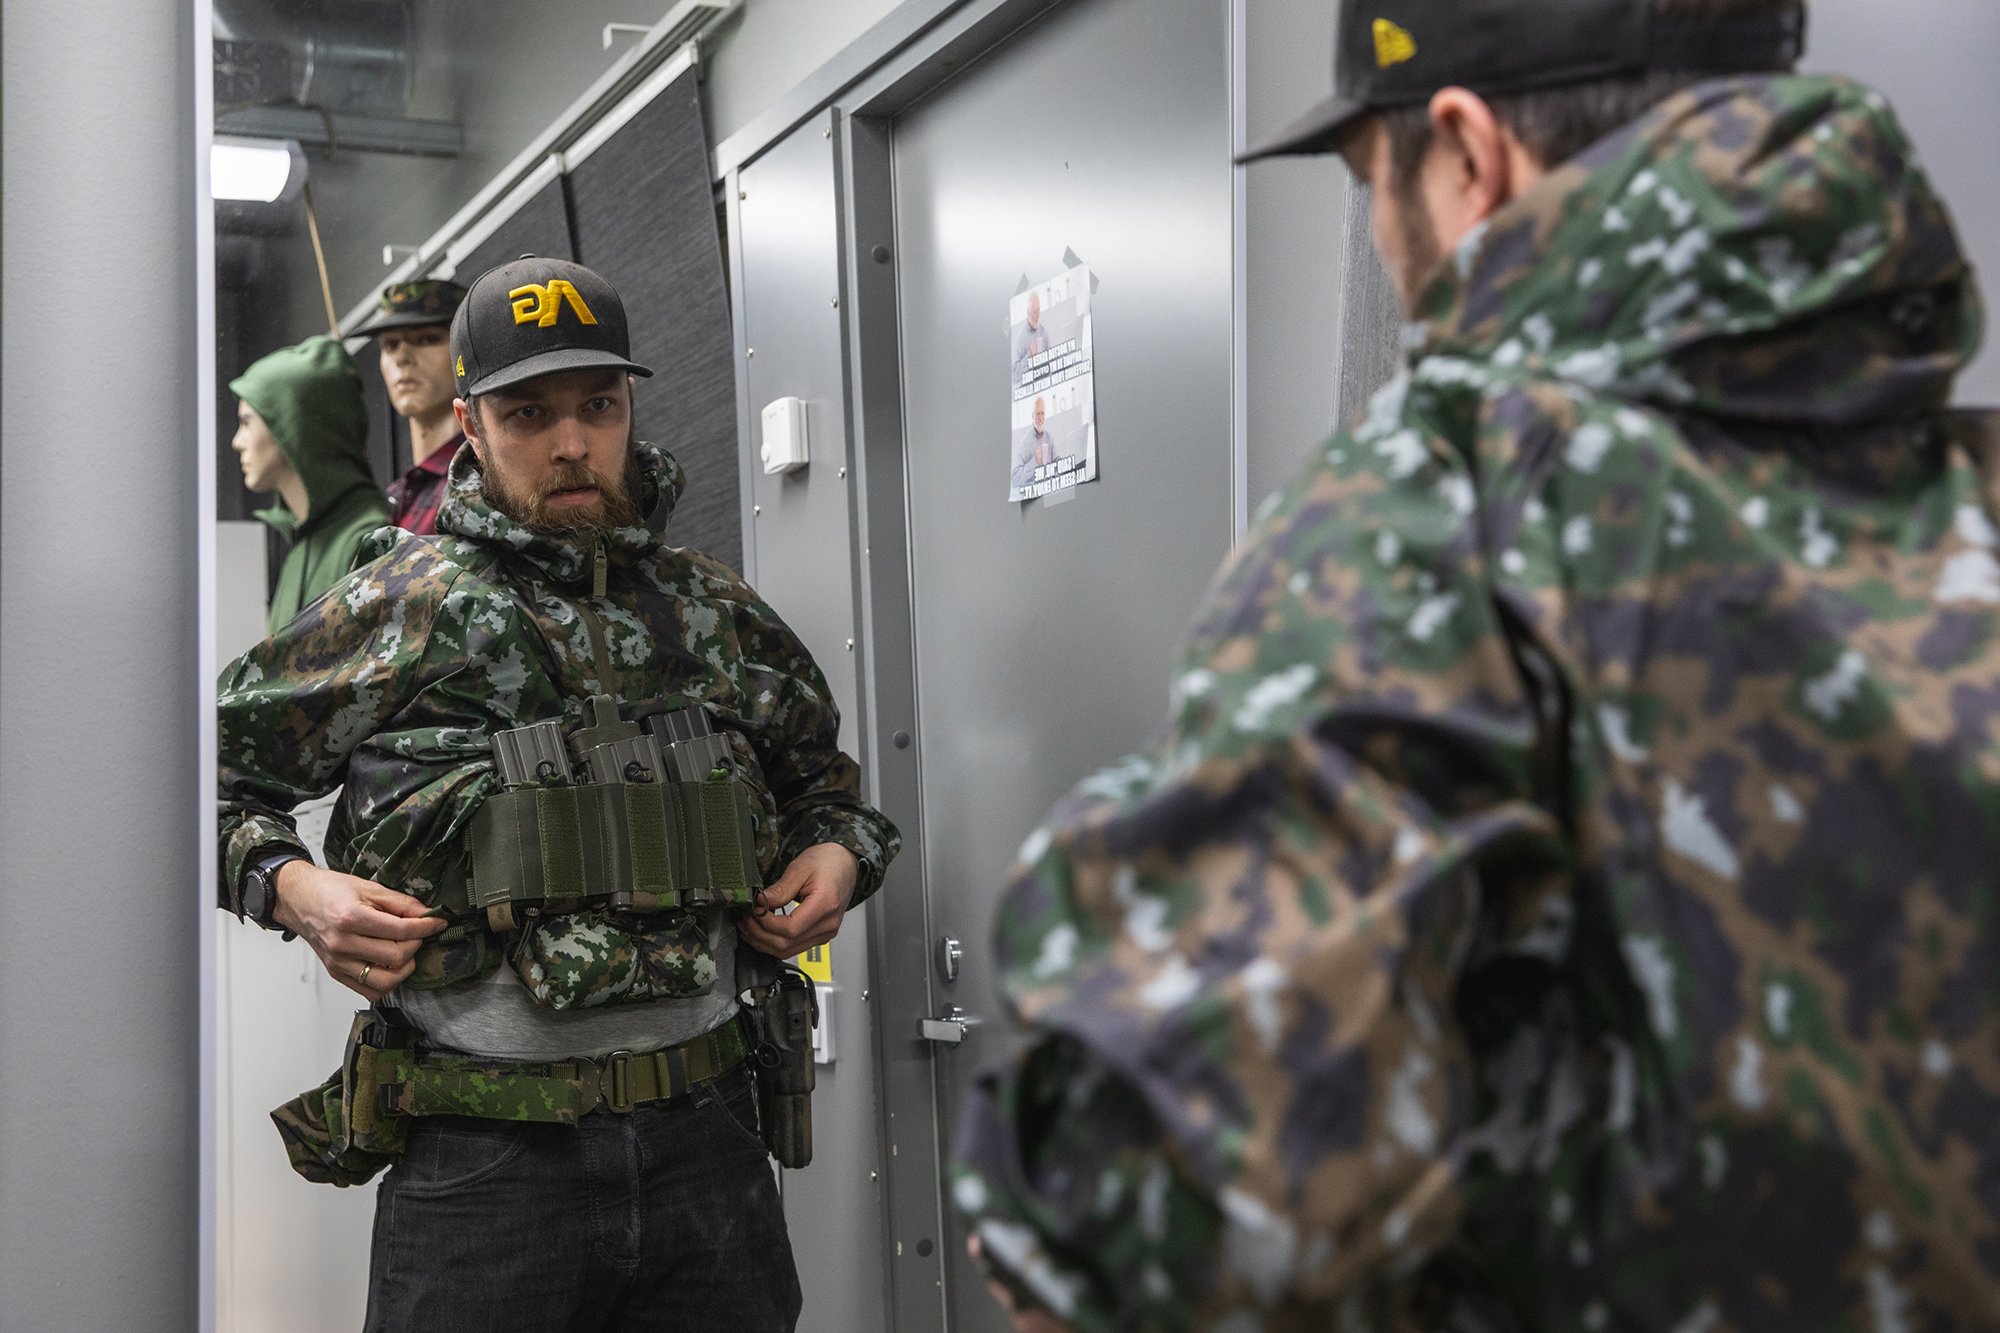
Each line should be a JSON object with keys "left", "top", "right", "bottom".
{"left": 354, "top": 309, "right": 457, "bottom": 337}
{"left": 462, "top": 345, "right": 655, "bottom": 397}
{"left": 1236, "top": 92, "right": 1370, "bottom": 164}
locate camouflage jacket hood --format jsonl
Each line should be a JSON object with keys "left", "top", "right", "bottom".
{"left": 1409, "top": 75, "right": 1980, "bottom": 428}
{"left": 952, "top": 76, "right": 2000, "bottom": 1332}
{"left": 218, "top": 441, "right": 899, "bottom": 1007}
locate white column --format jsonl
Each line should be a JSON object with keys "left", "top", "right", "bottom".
{"left": 0, "top": 1, "right": 204, "bottom": 1328}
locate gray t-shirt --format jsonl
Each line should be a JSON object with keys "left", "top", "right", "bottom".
{"left": 390, "top": 911, "right": 739, "bottom": 1061}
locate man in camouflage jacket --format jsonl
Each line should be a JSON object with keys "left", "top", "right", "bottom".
{"left": 218, "top": 257, "right": 897, "bottom": 1329}
{"left": 952, "top": 2, "right": 2000, "bottom": 1329}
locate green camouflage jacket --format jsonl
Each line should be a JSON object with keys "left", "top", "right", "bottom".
{"left": 219, "top": 442, "right": 899, "bottom": 1008}
{"left": 953, "top": 76, "right": 2000, "bottom": 1331}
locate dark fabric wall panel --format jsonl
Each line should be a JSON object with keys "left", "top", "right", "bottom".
{"left": 351, "top": 335, "right": 402, "bottom": 483}
{"left": 565, "top": 74, "right": 741, "bottom": 572}
{"left": 455, "top": 176, "right": 576, "bottom": 290}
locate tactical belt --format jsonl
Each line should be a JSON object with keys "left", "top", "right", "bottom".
{"left": 466, "top": 776, "right": 761, "bottom": 931}
{"left": 361, "top": 1018, "right": 749, "bottom": 1125}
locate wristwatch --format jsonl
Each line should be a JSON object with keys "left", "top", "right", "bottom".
{"left": 243, "top": 847, "right": 304, "bottom": 938}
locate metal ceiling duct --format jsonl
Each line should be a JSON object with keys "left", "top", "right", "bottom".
{"left": 214, "top": 0, "right": 413, "bottom": 115}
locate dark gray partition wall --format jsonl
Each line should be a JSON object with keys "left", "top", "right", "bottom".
{"left": 567, "top": 76, "right": 742, "bottom": 571}
{"left": 354, "top": 342, "right": 401, "bottom": 483}
{"left": 1334, "top": 183, "right": 1403, "bottom": 426}
{"left": 455, "top": 176, "right": 576, "bottom": 285}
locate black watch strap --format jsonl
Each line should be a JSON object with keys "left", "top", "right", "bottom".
{"left": 245, "top": 848, "right": 305, "bottom": 938}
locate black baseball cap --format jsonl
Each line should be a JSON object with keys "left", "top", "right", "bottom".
{"left": 449, "top": 256, "right": 653, "bottom": 398}
{"left": 1239, "top": 0, "right": 1805, "bottom": 162}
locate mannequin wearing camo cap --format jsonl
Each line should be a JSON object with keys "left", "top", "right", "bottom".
{"left": 356, "top": 278, "right": 468, "bottom": 535}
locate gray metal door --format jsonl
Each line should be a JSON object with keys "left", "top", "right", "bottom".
{"left": 890, "top": 0, "right": 1235, "bottom": 1324}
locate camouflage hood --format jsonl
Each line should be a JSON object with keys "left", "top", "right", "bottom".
{"left": 436, "top": 438, "right": 686, "bottom": 585}
{"left": 952, "top": 76, "right": 2000, "bottom": 1332}
{"left": 1413, "top": 74, "right": 1982, "bottom": 426}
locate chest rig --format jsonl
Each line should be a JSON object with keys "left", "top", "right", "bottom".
{"left": 466, "top": 694, "right": 764, "bottom": 934}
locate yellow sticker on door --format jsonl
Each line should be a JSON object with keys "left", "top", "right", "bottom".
{"left": 795, "top": 941, "right": 832, "bottom": 984}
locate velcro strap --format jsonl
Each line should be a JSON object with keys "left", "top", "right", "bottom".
{"left": 468, "top": 780, "right": 765, "bottom": 916}
{"left": 537, "top": 785, "right": 588, "bottom": 894}
{"left": 623, "top": 783, "right": 679, "bottom": 912}
{"left": 672, "top": 780, "right": 714, "bottom": 908}
{"left": 700, "top": 779, "right": 758, "bottom": 908}
{"left": 467, "top": 784, "right": 626, "bottom": 912}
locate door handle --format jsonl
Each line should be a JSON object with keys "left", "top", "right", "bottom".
{"left": 920, "top": 1005, "right": 978, "bottom": 1045}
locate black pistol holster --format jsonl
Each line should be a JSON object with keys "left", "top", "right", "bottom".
{"left": 739, "top": 951, "right": 818, "bottom": 1169}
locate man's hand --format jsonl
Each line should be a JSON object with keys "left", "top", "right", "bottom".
{"left": 969, "top": 1236, "right": 1072, "bottom": 1333}
{"left": 273, "top": 860, "right": 448, "bottom": 1003}
{"left": 736, "top": 842, "right": 859, "bottom": 959}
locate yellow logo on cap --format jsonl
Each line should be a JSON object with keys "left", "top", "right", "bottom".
{"left": 509, "top": 279, "right": 600, "bottom": 329}
{"left": 1373, "top": 17, "right": 1417, "bottom": 68}
{"left": 455, "top": 354, "right": 465, "bottom": 379}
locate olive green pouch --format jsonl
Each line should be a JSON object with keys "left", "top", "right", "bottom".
{"left": 269, "top": 1013, "right": 412, "bottom": 1186}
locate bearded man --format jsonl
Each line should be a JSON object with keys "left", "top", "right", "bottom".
{"left": 216, "top": 257, "right": 898, "bottom": 1332}
{"left": 954, "top": 0, "right": 2000, "bottom": 1329}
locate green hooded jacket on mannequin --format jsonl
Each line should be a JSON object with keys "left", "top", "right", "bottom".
{"left": 231, "top": 335, "right": 390, "bottom": 633}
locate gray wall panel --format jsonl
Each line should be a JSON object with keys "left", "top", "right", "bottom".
{"left": 735, "top": 110, "right": 888, "bottom": 1333}
{"left": 702, "top": 0, "right": 905, "bottom": 145}
{"left": 567, "top": 73, "right": 742, "bottom": 570}
{"left": 886, "top": 0, "right": 1233, "bottom": 1323}
{"left": 1, "top": 1, "right": 202, "bottom": 1327}
{"left": 1807, "top": 0, "right": 2000, "bottom": 405}
{"left": 1243, "top": 0, "right": 1348, "bottom": 509}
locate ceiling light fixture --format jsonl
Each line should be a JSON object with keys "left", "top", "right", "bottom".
{"left": 209, "top": 137, "right": 305, "bottom": 203}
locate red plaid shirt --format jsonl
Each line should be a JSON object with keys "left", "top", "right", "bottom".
{"left": 386, "top": 435, "right": 464, "bottom": 536}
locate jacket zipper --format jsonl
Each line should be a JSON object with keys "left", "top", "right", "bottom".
{"left": 577, "top": 539, "right": 616, "bottom": 690}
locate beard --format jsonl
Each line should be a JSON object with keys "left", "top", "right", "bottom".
{"left": 480, "top": 435, "right": 645, "bottom": 537}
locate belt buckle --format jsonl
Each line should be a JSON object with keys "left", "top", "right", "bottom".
{"left": 599, "top": 1049, "right": 636, "bottom": 1114}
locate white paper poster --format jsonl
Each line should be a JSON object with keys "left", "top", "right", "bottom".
{"left": 1007, "top": 265, "right": 1097, "bottom": 503}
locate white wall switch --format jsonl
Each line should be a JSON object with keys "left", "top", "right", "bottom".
{"left": 760, "top": 396, "right": 810, "bottom": 475}
{"left": 811, "top": 982, "right": 836, "bottom": 1065}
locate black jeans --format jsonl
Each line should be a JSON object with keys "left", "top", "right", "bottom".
{"left": 363, "top": 1064, "right": 801, "bottom": 1332}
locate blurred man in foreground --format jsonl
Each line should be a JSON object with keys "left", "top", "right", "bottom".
{"left": 954, "top": 1, "right": 2000, "bottom": 1327}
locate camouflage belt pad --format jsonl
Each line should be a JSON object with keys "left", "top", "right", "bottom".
{"left": 373, "top": 1019, "right": 749, "bottom": 1125}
